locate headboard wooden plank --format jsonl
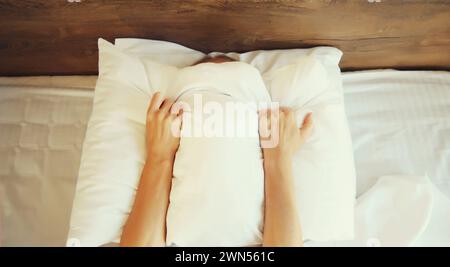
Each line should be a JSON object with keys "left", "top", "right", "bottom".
{"left": 0, "top": 0, "right": 449, "bottom": 75}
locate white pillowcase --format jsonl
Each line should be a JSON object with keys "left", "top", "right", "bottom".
{"left": 158, "top": 60, "right": 272, "bottom": 247}
{"left": 117, "top": 39, "right": 356, "bottom": 242}
{"left": 265, "top": 55, "right": 356, "bottom": 240}
{"left": 67, "top": 38, "right": 355, "bottom": 246}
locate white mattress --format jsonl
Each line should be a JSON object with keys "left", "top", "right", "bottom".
{"left": 342, "top": 70, "right": 450, "bottom": 197}
{"left": 342, "top": 70, "right": 450, "bottom": 246}
{"left": 0, "top": 76, "right": 96, "bottom": 246}
{"left": 0, "top": 71, "right": 449, "bottom": 246}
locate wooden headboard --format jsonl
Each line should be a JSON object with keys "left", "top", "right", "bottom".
{"left": 0, "top": 0, "right": 449, "bottom": 76}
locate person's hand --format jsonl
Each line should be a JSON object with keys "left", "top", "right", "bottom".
{"left": 145, "top": 92, "right": 182, "bottom": 165}
{"left": 259, "top": 108, "right": 313, "bottom": 164}
{"left": 259, "top": 107, "right": 310, "bottom": 247}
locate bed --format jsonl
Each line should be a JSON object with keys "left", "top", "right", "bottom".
{"left": 1, "top": 70, "right": 449, "bottom": 246}
{"left": 0, "top": 0, "right": 449, "bottom": 246}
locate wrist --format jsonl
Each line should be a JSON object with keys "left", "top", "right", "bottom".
{"left": 263, "top": 153, "right": 294, "bottom": 184}
{"left": 146, "top": 152, "right": 175, "bottom": 167}
{"left": 263, "top": 151, "right": 292, "bottom": 168}
{"left": 143, "top": 156, "right": 175, "bottom": 180}
{"left": 141, "top": 158, "right": 174, "bottom": 185}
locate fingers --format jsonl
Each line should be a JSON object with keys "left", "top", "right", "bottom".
{"left": 160, "top": 98, "right": 174, "bottom": 114}
{"left": 147, "top": 92, "right": 178, "bottom": 118}
{"left": 170, "top": 102, "right": 185, "bottom": 117}
{"left": 299, "top": 112, "right": 313, "bottom": 141}
{"left": 258, "top": 109, "right": 271, "bottom": 139}
{"left": 170, "top": 114, "right": 183, "bottom": 138}
{"left": 148, "top": 92, "right": 164, "bottom": 113}
{"left": 170, "top": 106, "right": 184, "bottom": 137}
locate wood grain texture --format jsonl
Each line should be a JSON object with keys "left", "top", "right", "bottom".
{"left": 0, "top": 0, "right": 449, "bottom": 75}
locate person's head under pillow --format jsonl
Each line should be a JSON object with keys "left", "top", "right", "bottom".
{"left": 192, "top": 55, "right": 236, "bottom": 65}
{"left": 120, "top": 55, "right": 313, "bottom": 247}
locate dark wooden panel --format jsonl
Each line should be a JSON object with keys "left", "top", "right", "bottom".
{"left": 0, "top": 0, "right": 449, "bottom": 75}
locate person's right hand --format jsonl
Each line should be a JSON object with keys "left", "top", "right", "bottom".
{"left": 259, "top": 107, "right": 311, "bottom": 247}
{"left": 259, "top": 108, "right": 313, "bottom": 164}
{"left": 145, "top": 92, "right": 183, "bottom": 164}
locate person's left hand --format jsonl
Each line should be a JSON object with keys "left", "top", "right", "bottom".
{"left": 145, "top": 92, "right": 183, "bottom": 164}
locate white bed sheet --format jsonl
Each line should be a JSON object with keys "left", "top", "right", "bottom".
{"left": 343, "top": 70, "right": 450, "bottom": 197}
{"left": 342, "top": 70, "right": 450, "bottom": 246}
{"left": 0, "top": 70, "right": 449, "bottom": 246}
{"left": 0, "top": 76, "right": 96, "bottom": 246}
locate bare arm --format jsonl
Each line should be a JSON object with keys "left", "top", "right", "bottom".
{"left": 259, "top": 109, "right": 312, "bottom": 247}
{"left": 120, "top": 92, "right": 182, "bottom": 247}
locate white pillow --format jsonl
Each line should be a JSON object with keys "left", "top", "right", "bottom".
{"left": 167, "top": 94, "right": 265, "bottom": 247}
{"left": 265, "top": 55, "right": 356, "bottom": 240}
{"left": 67, "top": 40, "right": 152, "bottom": 247}
{"left": 161, "top": 60, "right": 272, "bottom": 247}
{"left": 117, "top": 38, "right": 356, "bottom": 241}
{"left": 67, "top": 38, "right": 355, "bottom": 246}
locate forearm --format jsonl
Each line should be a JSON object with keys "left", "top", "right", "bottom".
{"left": 263, "top": 157, "right": 303, "bottom": 247}
{"left": 120, "top": 160, "right": 173, "bottom": 247}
